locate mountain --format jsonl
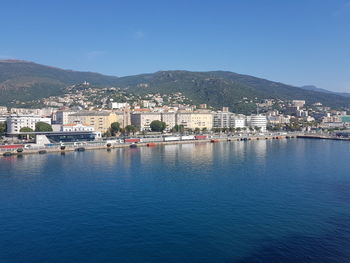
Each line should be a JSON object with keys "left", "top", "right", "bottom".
{"left": 301, "top": 85, "right": 350, "bottom": 98}
{"left": 0, "top": 60, "right": 119, "bottom": 104}
{"left": 1, "top": 60, "right": 350, "bottom": 112}
{"left": 112, "top": 70, "right": 350, "bottom": 111}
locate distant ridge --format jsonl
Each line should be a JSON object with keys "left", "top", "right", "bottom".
{"left": 1, "top": 60, "right": 350, "bottom": 112}
{"left": 300, "top": 85, "right": 350, "bottom": 98}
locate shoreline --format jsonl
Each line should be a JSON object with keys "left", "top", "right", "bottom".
{"left": 1, "top": 135, "right": 296, "bottom": 157}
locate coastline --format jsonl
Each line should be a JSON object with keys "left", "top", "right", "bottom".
{"left": 1, "top": 135, "right": 297, "bottom": 157}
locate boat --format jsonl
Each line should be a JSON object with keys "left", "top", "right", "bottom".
{"left": 75, "top": 147, "right": 85, "bottom": 152}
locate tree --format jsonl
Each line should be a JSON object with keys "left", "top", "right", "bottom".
{"left": 20, "top": 127, "right": 33, "bottom": 132}
{"left": 103, "top": 130, "right": 112, "bottom": 137}
{"left": 35, "top": 122, "right": 53, "bottom": 132}
{"left": 0, "top": 122, "right": 6, "bottom": 137}
{"left": 19, "top": 127, "right": 34, "bottom": 139}
{"left": 110, "top": 122, "right": 121, "bottom": 136}
{"left": 194, "top": 127, "right": 201, "bottom": 134}
{"left": 125, "top": 125, "right": 137, "bottom": 135}
{"left": 172, "top": 124, "right": 185, "bottom": 134}
{"left": 150, "top": 120, "right": 166, "bottom": 132}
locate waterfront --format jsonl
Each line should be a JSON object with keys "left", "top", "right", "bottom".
{"left": 1, "top": 139, "right": 350, "bottom": 262}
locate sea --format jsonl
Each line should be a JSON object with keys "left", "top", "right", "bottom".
{"left": 1, "top": 139, "right": 350, "bottom": 262}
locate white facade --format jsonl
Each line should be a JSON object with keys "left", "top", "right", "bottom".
{"left": 61, "top": 123, "right": 94, "bottom": 132}
{"left": 55, "top": 111, "right": 77, "bottom": 124}
{"left": 231, "top": 117, "right": 246, "bottom": 129}
{"left": 110, "top": 102, "right": 129, "bottom": 109}
{"left": 6, "top": 115, "right": 52, "bottom": 134}
{"left": 249, "top": 115, "right": 267, "bottom": 132}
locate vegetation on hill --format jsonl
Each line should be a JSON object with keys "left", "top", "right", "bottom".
{"left": 112, "top": 70, "right": 350, "bottom": 112}
{"left": 0, "top": 60, "right": 118, "bottom": 105}
{"left": 1, "top": 60, "right": 350, "bottom": 113}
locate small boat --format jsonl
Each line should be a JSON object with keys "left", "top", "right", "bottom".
{"left": 75, "top": 147, "right": 85, "bottom": 152}
{"left": 38, "top": 150, "right": 47, "bottom": 154}
{"left": 129, "top": 143, "right": 137, "bottom": 148}
{"left": 147, "top": 143, "right": 156, "bottom": 147}
{"left": 60, "top": 145, "right": 66, "bottom": 150}
{"left": 2, "top": 152, "right": 12, "bottom": 157}
{"left": 17, "top": 148, "right": 24, "bottom": 153}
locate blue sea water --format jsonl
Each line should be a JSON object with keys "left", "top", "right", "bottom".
{"left": 1, "top": 139, "right": 350, "bottom": 263}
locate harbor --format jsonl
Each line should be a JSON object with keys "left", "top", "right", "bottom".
{"left": 1, "top": 134, "right": 298, "bottom": 157}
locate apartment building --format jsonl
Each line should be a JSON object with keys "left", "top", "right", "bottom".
{"left": 130, "top": 112, "right": 162, "bottom": 131}
{"left": 6, "top": 115, "right": 52, "bottom": 134}
{"left": 68, "top": 111, "right": 118, "bottom": 133}
{"left": 176, "top": 112, "right": 213, "bottom": 130}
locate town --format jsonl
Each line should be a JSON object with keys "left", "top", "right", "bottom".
{"left": 1, "top": 83, "right": 350, "bottom": 148}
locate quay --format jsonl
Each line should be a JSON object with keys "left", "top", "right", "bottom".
{"left": 297, "top": 134, "right": 350, "bottom": 141}
{"left": 0, "top": 134, "right": 298, "bottom": 157}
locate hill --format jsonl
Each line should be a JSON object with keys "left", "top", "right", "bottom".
{"left": 1, "top": 60, "right": 350, "bottom": 112}
{"left": 300, "top": 85, "right": 350, "bottom": 98}
{"left": 0, "top": 60, "right": 119, "bottom": 104}
{"left": 112, "top": 70, "right": 350, "bottom": 111}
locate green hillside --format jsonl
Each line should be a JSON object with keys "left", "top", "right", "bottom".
{"left": 0, "top": 60, "right": 118, "bottom": 104}
{"left": 113, "top": 70, "right": 350, "bottom": 111}
{"left": 1, "top": 60, "right": 350, "bottom": 113}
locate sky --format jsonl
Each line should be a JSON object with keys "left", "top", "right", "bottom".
{"left": 1, "top": 0, "right": 350, "bottom": 92}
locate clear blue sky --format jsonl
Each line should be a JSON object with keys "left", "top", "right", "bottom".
{"left": 1, "top": 0, "right": 350, "bottom": 92}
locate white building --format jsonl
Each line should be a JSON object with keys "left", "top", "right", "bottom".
{"left": 61, "top": 123, "right": 94, "bottom": 132}
{"left": 110, "top": 102, "right": 129, "bottom": 109}
{"left": 230, "top": 117, "right": 246, "bottom": 129}
{"left": 6, "top": 115, "right": 52, "bottom": 134}
{"left": 248, "top": 115, "right": 267, "bottom": 132}
{"left": 55, "top": 110, "right": 77, "bottom": 124}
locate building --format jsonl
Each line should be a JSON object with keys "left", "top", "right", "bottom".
{"left": 0, "top": 106, "right": 8, "bottom": 114}
{"left": 176, "top": 112, "right": 213, "bottom": 130}
{"left": 230, "top": 116, "right": 246, "bottom": 129}
{"left": 68, "top": 111, "right": 118, "bottom": 133}
{"left": 6, "top": 115, "right": 52, "bottom": 134}
{"left": 55, "top": 110, "right": 77, "bottom": 124}
{"left": 61, "top": 123, "right": 95, "bottom": 132}
{"left": 110, "top": 102, "right": 129, "bottom": 109}
{"left": 248, "top": 115, "right": 267, "bottom": 132}
{"left": 292, "top": 100, "right": 306, "bottom": 108}
{"left": 161, "top": 112, "right": 176, "bottom": 131}
{"left": 130, "top": 112, "right": 162, "bottom": 131}
{"left": 213, "top": 112, "right": 246, "bottom": 129}
{"left": 213, "top": 112, "right": 232, "bottom": 128}
{"left": 114, "top": 110, "right": 131, "bottom": 128}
